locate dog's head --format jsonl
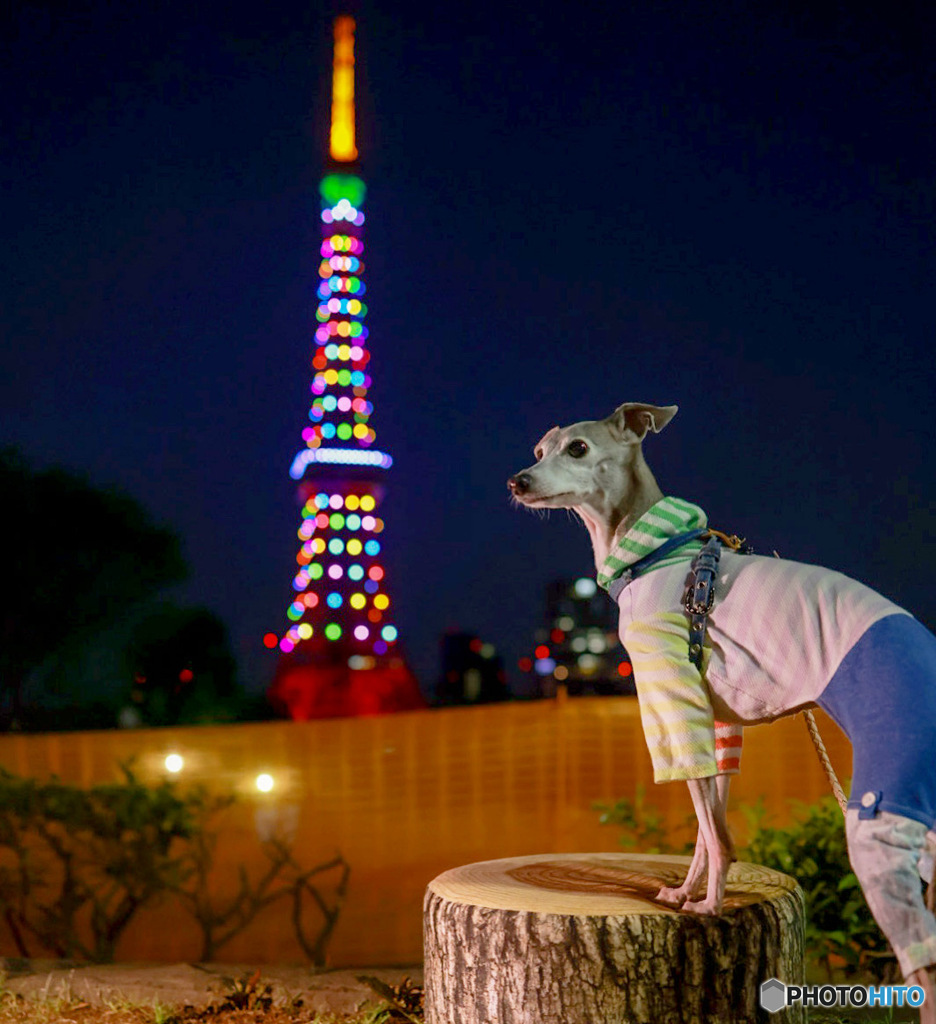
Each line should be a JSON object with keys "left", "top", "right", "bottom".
{"left": 507, "top": 402, "right": 678, "bottom": 512}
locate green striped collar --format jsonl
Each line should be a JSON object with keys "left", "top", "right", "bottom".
{"left": 597, "top": 496, "right": 708, "bottom": 591}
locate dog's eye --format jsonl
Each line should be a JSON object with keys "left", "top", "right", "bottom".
{"left": 566, "top": 440, "right": 588, "bottom": 458}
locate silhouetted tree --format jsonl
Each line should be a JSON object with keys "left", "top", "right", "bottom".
{"left": 123, "top": 603, "right": 240, "bottom": 725}
{"left": 0, "top": 449, "right": 187, "bottom": 728}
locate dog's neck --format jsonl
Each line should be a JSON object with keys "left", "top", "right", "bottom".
{"left": 574, "top": 453, "right": 664, "bottom": 573}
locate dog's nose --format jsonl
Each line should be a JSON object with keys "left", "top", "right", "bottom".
{"left": 508, "top": 472, "right": 532, "bottom": 495}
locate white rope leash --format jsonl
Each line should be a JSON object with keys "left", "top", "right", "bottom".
{"left": 802, "top": 708, "right": 848, "bottom": 815}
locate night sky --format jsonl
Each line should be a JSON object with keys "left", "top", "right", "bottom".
{"left": 3, "top": 0, "right": 934, "bottom": 699}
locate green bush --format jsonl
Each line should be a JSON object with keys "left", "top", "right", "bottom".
{"left": 0, "top": 764, "right": 207, "bottom": 961}
{"left": 594, "top": 784, "right": 693, "bottom": 854}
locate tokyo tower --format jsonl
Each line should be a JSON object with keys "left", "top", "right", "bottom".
{"left": 266, "top": 16, "right": 424, "bottom": 719}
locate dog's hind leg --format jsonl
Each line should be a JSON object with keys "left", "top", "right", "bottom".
{"left": 908, "top": 966, "right": 936, "bottom": 1024}
{"left": 846, "top": 809, "right": 936, "bottom": 1021}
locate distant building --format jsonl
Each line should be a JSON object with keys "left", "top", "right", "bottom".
{"left": 518, "top": 577, "right": 635, "bottom": 698}
{"left": 436, "top": 632, "right": 510, "bottom": 706}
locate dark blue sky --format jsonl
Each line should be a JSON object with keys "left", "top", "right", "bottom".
{"left": 3, "top": 0, "right": 934, "bottom": 696}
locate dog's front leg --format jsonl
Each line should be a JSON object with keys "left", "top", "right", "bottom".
{"left": 680, "top": 775, "right": 733, "bottom": 915}
{"left": 657, "top": 774, "right": 731, "bottom": 908}
{"left": 656, "top": 827, "right": 707, "bottom": 907}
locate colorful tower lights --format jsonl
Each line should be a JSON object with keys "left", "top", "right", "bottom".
{"left": 265, "top": 17, "right": 409, "bottom": 692}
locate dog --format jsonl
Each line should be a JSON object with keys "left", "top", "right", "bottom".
{"left": 509, "top": 401, "right": 936, "bottom": 1019}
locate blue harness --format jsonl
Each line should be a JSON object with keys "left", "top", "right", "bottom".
{"left": 608, "top": 528, "right": 750, "bottom": 671}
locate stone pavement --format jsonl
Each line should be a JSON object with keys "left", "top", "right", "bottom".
{"left": 0, "top": 959, "right": 424, "bottom": 1014}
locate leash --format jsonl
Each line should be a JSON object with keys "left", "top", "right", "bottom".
{"left": 682, "top": 535, "right": 848, "bottom": 817}
{"left": 801, "top": 706, "right": 849, "bottom": 814}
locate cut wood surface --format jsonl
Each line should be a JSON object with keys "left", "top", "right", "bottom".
{"left": 424, "top": 852, "right": 805, "bottom": 1024}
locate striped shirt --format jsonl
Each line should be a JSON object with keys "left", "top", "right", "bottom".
{"left": 599, "top": 497, "right": 908, "bottom": 783}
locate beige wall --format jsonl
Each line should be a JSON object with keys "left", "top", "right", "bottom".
{"left": 0, "top": 698, "right": 850, "bottom": 966}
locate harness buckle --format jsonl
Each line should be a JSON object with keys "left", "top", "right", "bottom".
{"left": 683, "top": 536, "right": 721, "bottom": 616}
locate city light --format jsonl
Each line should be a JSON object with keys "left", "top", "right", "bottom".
{"left": 329, "top": 17, "right": 357, "bottom": 161}
{"left": 164, "top": 753, "right": 184, "bottom": 773}
{"left": 255, "top": 773, "right": 275, "bottom": 793}
{"left": 289, "top": 448, "right": 393, "bottom": 478}
{"left": 319, "top": 173, "right": 366, "bottom": 208}
{"left": 519, "top": 576, "right": 628, "bottom": 696}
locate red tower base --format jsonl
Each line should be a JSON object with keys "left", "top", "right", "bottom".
{"left": 268, "top": 645, "right": 425, "bottom": 720}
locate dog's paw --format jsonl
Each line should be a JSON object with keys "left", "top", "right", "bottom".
{"left": 682, "top": 898, "right": 722, "bottom": 916}
{"left": 655, "top": 885, "right": 690, "bottom": 907}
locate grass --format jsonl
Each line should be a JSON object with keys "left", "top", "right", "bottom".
{"left": 0, "top": 996, "right": 399, "bottom": 1023}
{"left": 0, "top": 969, "right": 402, "bottom": 1024}
{"left": 0, "top": 968, "right": 925, "bottom": 1023}
{"left": 0, "top": 994, "right": 923, "bottom": 1024}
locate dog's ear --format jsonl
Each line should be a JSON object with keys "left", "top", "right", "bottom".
{"left": 606, "top": 403, "right": 678, "bottom": 442}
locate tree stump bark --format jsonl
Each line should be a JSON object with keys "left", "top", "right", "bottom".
{"left": 424, "top": 852, "right": 805, "bottom": 1024}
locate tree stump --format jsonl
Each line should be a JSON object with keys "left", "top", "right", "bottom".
{"left": 424, "top": 852, "right": 805, "bottom": 1024}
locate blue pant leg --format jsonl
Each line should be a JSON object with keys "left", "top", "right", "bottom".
{"left": 819, "top": 614, "right": 936, "bottom": 828}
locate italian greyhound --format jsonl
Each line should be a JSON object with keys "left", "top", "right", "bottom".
{"left": 508, "top": 401, "right": 936, "bottom": 1018}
